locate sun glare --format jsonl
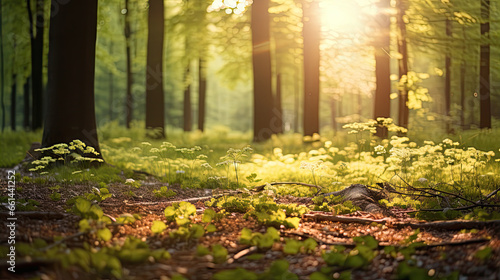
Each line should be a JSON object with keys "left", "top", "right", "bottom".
{"left": 319, "top": 0, "right": 374, "bottom": 33}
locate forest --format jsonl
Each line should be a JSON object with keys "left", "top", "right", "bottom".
{"left": 0, "top": 0, "right": 499, "bottom": 279}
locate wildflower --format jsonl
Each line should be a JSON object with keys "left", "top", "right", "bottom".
{"left": 176, "top": 170, "right": 185, "bottom": 174}
{"left": 374, "top": 145, "right": 386, "bottom": 155}
{"left": 125, "top": 178, "right": 135, "bottom": 184}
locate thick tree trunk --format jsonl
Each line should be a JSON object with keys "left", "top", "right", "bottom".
{"left": 479, "top": 0, "right": 491, "bottom": 129}
{"left": 445, "top": 18, "right": 452, "bottom": 133}
{"left": 251, "top": 0, "right": 274, "bottom": 142}
{"left": 27, "top": 0, "right": 44, "bottom": 131}
{"left": 373, "top": 0, "right": 391, "bottom": 138}
{"left": 0, "top": 0, "right": 4, "bottom": 132}
{"left": 42, "top": 0, "right": 101, "bottom": 156}
{"left": 198, "top": 58, "right": 207, "bottom": 132}
{"left": 145, "top": 0, "right": 165, "bottom": 138}
{"left": 397, "top": 0, "right": 409, "bottom": 131}
{"left": 302, "top": 0, "right": 320, "bottom": 137}
{"left": 124, "top": 0, "right": 133, "bottom": 129}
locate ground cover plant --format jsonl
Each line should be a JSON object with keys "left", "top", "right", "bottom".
{"left": 1, "top": 123, "right": 499, "bottom": 280}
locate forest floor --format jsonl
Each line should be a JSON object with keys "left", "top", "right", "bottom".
{"left": 1, "top": 175, "right": 499, "bottom": 280}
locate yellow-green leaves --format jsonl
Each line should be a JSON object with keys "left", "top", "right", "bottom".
{"left": 151, "top": 220, "right": 167, "bottom": 235}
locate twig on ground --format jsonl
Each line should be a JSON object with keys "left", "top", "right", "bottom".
{"left": 251, "top": 182, "right": 322, "bottom": 194}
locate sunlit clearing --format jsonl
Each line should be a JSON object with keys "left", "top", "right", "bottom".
{"left": 319, "top": 0, "right": 375, "bottom": 33}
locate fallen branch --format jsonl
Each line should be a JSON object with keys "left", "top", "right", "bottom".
{"left": 303, "top": 213, "right": 500, "bottom": 230}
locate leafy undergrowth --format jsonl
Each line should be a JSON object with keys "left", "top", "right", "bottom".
{"left": 1, "top": 122, "right": 500, "bottom": 279}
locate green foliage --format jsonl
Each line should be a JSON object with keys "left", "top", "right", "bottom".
{"left": 164, "top": 201, "right": 197, "bottom": 225}
{"left": 283, "top": 238, "right": 317, "bottom": 254}
{"left": 239, "top": 227, "right": 280, "bottom": 250}
{"left": 213, "top": 260, "right": 297, "bottom": 280}
{"left": 0, "top": 196, "right": 39, "bottom": 211}
{"left": 169, "top": 224, "right": 205, "bottom": 241}
{"left": 152, "top": 185, "right": 177, "bottom": 198}
{"left": 151, "top": 220, "right": 167, "bottom": 234}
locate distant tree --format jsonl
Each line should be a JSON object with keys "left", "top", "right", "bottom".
{"left": 10, "top": 67, "right": 16, "bottom": 131}
{"left": 42, "top": 0, "right": 101, "bottom": 156}
{"left": 373, "top": 0, "right": 391, "bottom": 138}
{"left": 479, "top": 0, "right": 491, "bottom": 129}
{"left": 23, "top": 76, "right": 30, "bottom": 129}
{"left": 124, "top": 0, "right": 133, "bottom": 129}
{"left": 302, "top": 0, "right": 320, "bottom": 137}
{"left": 145, "top": 0, "right": 165, "bottom": 138}
{"left": 26, "top": 0, "right": 44, "bottom": 131}
{"left": 251, "top": 0, "right": 274, "bottom": 142}
{"left": 198, "top": 57, "right": 207, "bottom": 132}
{"left": 183, "top": 59, "right": 192, "bottom": 132}
{"left": 0, "top": 0, "right": 4, "bottom": 132}
{"left": 396, "top": 0, "right": 409, "bottom": 131}
{"left": 444, "top": 17, "right": 452, "bottom": 132}
{"left": 273, "top": 73, "right": 283, "bottom": 134}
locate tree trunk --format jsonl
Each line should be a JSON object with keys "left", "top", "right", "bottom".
{"left": 302, "top": 0, "right": 320, "bottom": 137}
{"left": 373, "top": 0, "right": 391, "bottom": 138}
{"left": 273, "top": 73, "right": 283, "bottom": 134}
{"left": 198, "top": 57, "right": 207, "bottom": 132}
{"left": 183, "top": 62, "right": 192, "bottom": 132}
{"left": 145, "top": 0, "right": 165, "bottom": 138}
{"left": 397, "top": 0, "right": 409, "bottom": 131}
{"left": 124, "top": 0, "right": 133, "bottom": 129}
{"left": 251, "top": 0, "right": 274, "bottom": 142}
{"left": 23, "top": 76, "right": 31, "bottom": 130}
{"left": 479, "top": 0, "right": 491, "bottom": 129}
{"left": 109, "top": 42, "right": 114, "bottom": 122}
{"left": 445, "top": 18, "right": 452, "bottom": 133}
{"left": 10, "top": 73, "right": 16, "bottom": 131}
{"left": 330, "top": 97, "right": 337, "bottom": 133}
{"left": 27, "top": 0, "right": 44, "bottom": 131}
{"left": 42, "top": 0, "right": 101, "bottom": 156}
{"left": 0, "top": 0, "right": 4, "bottom": 132}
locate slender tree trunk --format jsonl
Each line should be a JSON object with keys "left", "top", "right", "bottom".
{"left": 479, "top": 0, "right": 491, "bottom": 129}
{"left": 294, "top": 69, "right": 299, "bottom": 133}
{"left": 145, "top": 0, "right": 165, "bottom": 138}
{"left": 42, "top": 0, "right": 101, "bottom": 156}
{"left": 23, "top": 76, "right": 31, "bottom": 129}
{"left": 251, "top": 0, "right": 274, "bottom": 142}
{"left": 460, "top": 25, "right": 466, "bottom": 129}
{"left": 124, "top": 0, "right": 133, "bottom": 129}
{"left": 10, "top": 73, "right": 16, "bottom": 131}
{"left": 445, "top": 18, "right": 452, "bottom": 133}
{"left": 27, "top": 0, "right": 44, "bottom": 131}
{"left": 0, "top": 0, "right": 4, "bottom": 132}
{"left": 183, "top": 62, "right": 192, "bottom": 132}
{"left": 331, "top": 97, "right": 337, "bottom": 133}
{"left": 397, "top": 0, "right": 409, "bottom": 131}
{"left": 198, "top": 57, "right": 207, "bottom": 132}
{"left": 109, "top": 42, "right": 114, "bottom": 122}
{"left": 373, "top": 0, "right": 391, "bottom": 138}
{"left": 273, "top": 73, "right": 283, "bottom": 134}
{"left": 302, "top": 0, "right": 320, "bottom": 137}
{"left": 357, "top": 89, "right": 362, "bottom": 119}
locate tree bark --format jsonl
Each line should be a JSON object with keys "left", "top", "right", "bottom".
{"left": 124, "top": 0, "right": 133, "bottom": 129}
{"left": 445, "top": 18, "right": 452, "bottom": 133}
{"left": 27, "top": 0, "right": 45, "bottom": 131}
{"left": 42, "top": 0, "right": 101, "bottom": 155}
{"left": 145, "top": 0, "right": 165, "bottom": 138}
{"left": 10, "top": 73, "right": 16, "bottom": 131}
{"left": 302, "top": 0, "right": 320, "bottom": 137}
{"left": 273, "top": 73, "right": 283, "bottom": 134}
{"left": 373, "top": 0, "right": 391, "bottom": 139}
{"left": 23, "top": 76, "right": 31, "bottom": 129}
{"left": 0, "top": 0, "right": 4, "bottom": 132}
{"left": 198, "top": 57, "right": 207, "bottom": 132}
{"left": 183, "top": 61, "right": 192, "bottom": 132}
{"left": 397, "top": 0, "right": 409, "bottom": 131}
{"left": 479, "top": 0, "right": 491, "bottom": 129}
{"left": 251, "top": 0, "right": 274, "bottom": 142}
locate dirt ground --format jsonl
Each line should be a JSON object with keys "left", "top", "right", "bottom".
{"left": 0, "top": 177, "right": 499, "bottom": 280}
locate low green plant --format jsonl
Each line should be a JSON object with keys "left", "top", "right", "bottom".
{"left": 217, "top": 146, "right": 253, "bottom": 187}
{"left": 283, "top": 238, "right": 318, "bottom": 254}
{"left": 152, "top": 185, "right": 177, "bottom": 198}
{"left": 213, "top": 260, "right": 298, "bottom": 280}
{"left": 164, "top": 201, "right": 197, "bottom": 226}
{"left": 239, "top": 227, "right": 280, "bottom": 250}
{"left": 0, "top": 196, "right": 39, "bottom": 211}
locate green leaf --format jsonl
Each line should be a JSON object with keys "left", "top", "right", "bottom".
{"left": 211, "top": 244, "right": 228, "bottom": 264}
{"left": 190, "top": 224, "right": 205, "bottom": 239}
{"left": 75, "top": 198, "right": 91, "bottom": 214}
{"left": 303, "top": 238, "right": 318, "bottom": 252}
{"left": 78, "top": 219, "right": 91, "bottom": 232}
{"left": 310, "top": 272, "right": 331, "bottom": 280}
{"left": 475, "top": 247, "right": 492, "bottom": 261}
{"left": 240, "top": 228, "right": 253, "bottom": 244}
{"left": 283, "top": 239, "right": 301, "bottom": 255}
{"left": 164, "top": 206, "right": 176, "bottom": 219}
{"left": 89, "top": 204, "right": 104, "bottom": 219}
{"left": 97, "top": 228, "right": 112, "bottom": 241}
{"left": 206, "top": 224, "right": 217, "bottom": 233}
{"left": 345, "top": 254, "right": 366, "bottom": 268}
{"left": 196, "top": 245, "right": 210, "bottom": 256}
{"left": 202, "top": 208, "right": 216, "bottom": 223}
{"left": 151, "top": 220, "right": 167, "bottom": 234}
